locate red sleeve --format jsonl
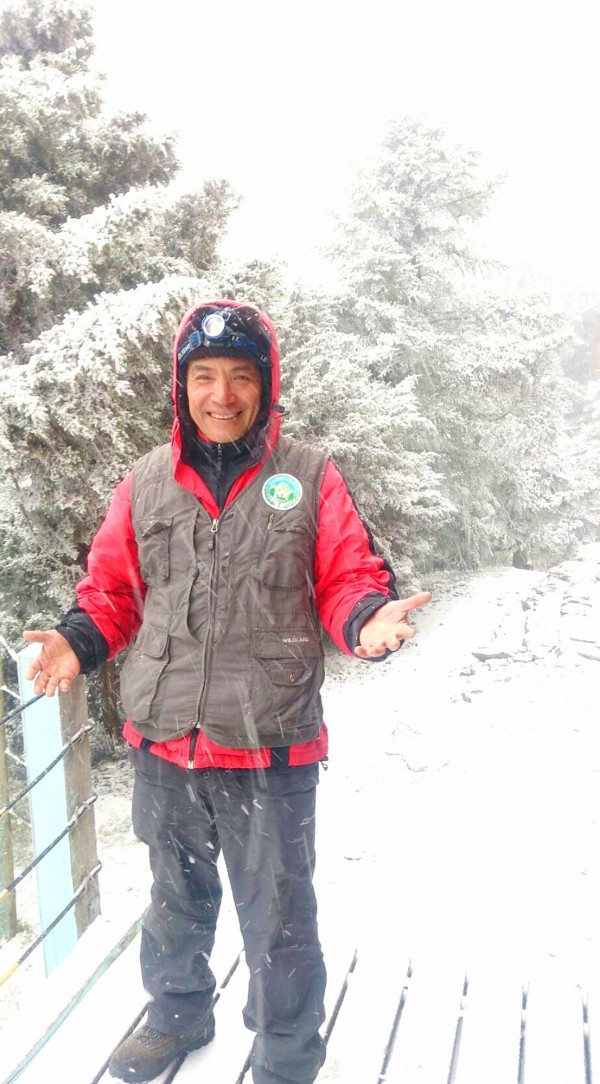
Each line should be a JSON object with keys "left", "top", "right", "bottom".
{"left": 76, "top": 473, "right": 146, "bottom": 657}
{"left": 314, "top": 461, "right": 397, "bottom": 655}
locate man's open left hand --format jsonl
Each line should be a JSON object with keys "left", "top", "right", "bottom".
{"left": 355, "top": 592, "right": 432, "bottom": 658}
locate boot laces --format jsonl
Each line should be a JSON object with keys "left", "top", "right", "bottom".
{"left": 138, "top": 1026, "right": 166, "bottom": 1047}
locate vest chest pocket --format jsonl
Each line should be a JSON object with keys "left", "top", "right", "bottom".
{"left": 120, "top": 624, "right": 170, "bottom": 723}
{"left": 256, "top": 521, "right": 314, "bottom": 589}
{"left": 138, "top": 517, "right": 173, "bottom": 584}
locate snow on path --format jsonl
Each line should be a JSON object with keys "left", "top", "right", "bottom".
{"left": 316, "top": 545, "right": 600, "bottom": 985}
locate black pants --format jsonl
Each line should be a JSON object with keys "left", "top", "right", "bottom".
{"left": 130, "top": 747, "right": 327, "bottom": 1084}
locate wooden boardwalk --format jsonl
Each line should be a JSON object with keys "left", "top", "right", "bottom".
{"left": 5, "top": 909, "right": 597, "bottom": 1084}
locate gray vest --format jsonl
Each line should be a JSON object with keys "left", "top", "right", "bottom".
{"left": 119, "top": 436, "right": 328, "bottom": 748}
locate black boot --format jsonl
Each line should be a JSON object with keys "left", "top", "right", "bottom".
{"left": 108, "top": 1014, "right": 215, "bottom": 1082}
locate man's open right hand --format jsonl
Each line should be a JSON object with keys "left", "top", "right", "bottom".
{"left": 21, "top": 629, "right": 81, "bottom": 697}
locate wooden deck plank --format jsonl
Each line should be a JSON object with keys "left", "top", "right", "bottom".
{"left": 169, "top": 954, "right": 251, "bottom": 1082}
{"left": 582, "top": 983, "right": 596, "bottom": 1084}
{"left": 96, "top": 887, "right": 244, "bottom": 1084}
{"left": 176, "top": 900, "right": 364, "bottom": 1083}
{"left": 520, "top": 968, "right": 586, "bottom": 1084}
{"left": 316, "top": 940, "right": 409, "bottom": 1082}
{"left": 3, "top": 856, "right": 245, "bottom": 1084}
{"left": 0, "top": 907, "right": 146, "bottom": 1084}
{"left": 320, "top": 939, "right": 358, "bottom": 1046}
{"left": 383, "top": 955, "right": 466, "bottom": 1084}
{"left": 89, "top": 948, "right": 247, "bottom": 1084}
{"left": 313, "top": 909, "right": 359, "bottom": 1081}
{"left": 14, "top": 932, "right": 147, "bottom": 1084}
{"left": 450, "top": 968, "right": 523, "bottom": 1084}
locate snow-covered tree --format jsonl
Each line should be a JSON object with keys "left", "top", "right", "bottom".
{"left": 282, "top": 328, "right": 452, "bottom": 581}
{"left": 570, "top": 379, "right": 600, "bottom": 538}
{"left": 0, "top": 277, "right": 204, "bottom": 631}
{"left": 0, "top": 0, "right": 176, "bottom": 226}
{"left": 329, "top": 117, "right": 575, "bottom": 569}
{"left": 0, "top": 0, "right": 239, "bottom": 354}
{"left": 0, "top": 0, "right": 237, "bottom": 660}
{"left": 558, "top": 306, "right": 600, "bottom": 544}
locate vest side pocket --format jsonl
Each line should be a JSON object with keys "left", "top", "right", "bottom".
{"left": 120, "top": 624, "right": 170, "bottom": 722}
{"left": 137, "top": 517, "right": 173, "bottom": 584}
{"left": 250, "top": 629, "right": 324, "bottom": 741}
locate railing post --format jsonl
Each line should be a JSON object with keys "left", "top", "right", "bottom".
{"left": 0, "top": 653, "right": 18, "bottom": 943}
{"left": 17, "top": 646, "right": 101, "bottom": 976}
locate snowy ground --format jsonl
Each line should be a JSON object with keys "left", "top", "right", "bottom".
{"left": 317, "top": 545, "right": 599, "bottom": 987}
{"left": 1, "top": 544, "right": 599, "bottom": 1043}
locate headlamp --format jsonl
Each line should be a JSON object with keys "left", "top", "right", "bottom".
{"left": 177, "top": 308, "right": 271, "bottom": 369}
{"left": 201, "top": 313, "right": 226, "bottom": 338}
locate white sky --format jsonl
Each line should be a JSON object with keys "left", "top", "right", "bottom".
{"left": 84, "top": 0, "right": 600, "bottom": 296}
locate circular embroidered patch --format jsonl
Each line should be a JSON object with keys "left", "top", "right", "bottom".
{"left": 262, "top": 473, "right": 303, "bottom": 510}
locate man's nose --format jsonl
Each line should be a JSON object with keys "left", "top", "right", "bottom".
{"left": 213, "top": 376, "right": 235, "bottom": 403}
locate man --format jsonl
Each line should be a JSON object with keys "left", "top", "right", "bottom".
{"left": 24, "top": 301, "right": 431, "bottom": 1084}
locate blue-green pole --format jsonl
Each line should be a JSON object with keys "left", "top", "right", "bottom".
{"left": 17, "top": 646, "right": 78, "bottom": 975}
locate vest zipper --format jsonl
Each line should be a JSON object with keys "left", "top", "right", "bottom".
{"left": 207, "top": 517, "right": 219, "bottom": 550}
{"left": 215, "top": 443, "right": 224, "bottom": 509}
{"left": 188, "top": 516, "right": 220, "bottom": 769}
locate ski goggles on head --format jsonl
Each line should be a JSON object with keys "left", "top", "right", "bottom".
{"left": 177, "top": 308, "right": 272, "bottom": 369}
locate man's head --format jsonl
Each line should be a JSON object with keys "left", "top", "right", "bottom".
{"left": 176, "top": 302, "right": 274, "bottom": 445}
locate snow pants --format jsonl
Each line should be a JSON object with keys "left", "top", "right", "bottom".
{"left": 130, "top": 747, "right": 327, "bottom": 1084}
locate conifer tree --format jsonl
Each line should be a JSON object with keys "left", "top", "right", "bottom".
{"left": 0, "top": 0, "right": 237, "bottom": 649}
{"left": 329, "top": 117, "right": 575, "bottom": 569}
{"left": 558, "top": 306, "right": 600, "bottom": 544}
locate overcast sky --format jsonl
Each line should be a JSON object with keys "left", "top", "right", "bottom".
{"left": 87, "top": 0, "right": 600, "bottom": 298}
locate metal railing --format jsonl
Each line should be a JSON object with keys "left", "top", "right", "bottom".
{"left": 0, "top": 640, "right": 101, "bottom": 984}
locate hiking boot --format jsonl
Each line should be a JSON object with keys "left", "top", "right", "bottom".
{"left": 108, "top": 1014, "right": 215, "bottom": 1082}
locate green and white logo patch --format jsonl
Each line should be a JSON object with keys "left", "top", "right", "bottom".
{"left": 262, "top": 473, "right": 303, "bottom": 510}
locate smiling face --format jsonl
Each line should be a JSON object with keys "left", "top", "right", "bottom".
{"left": 185, "top": 355, "right": 262, "bottom": 443}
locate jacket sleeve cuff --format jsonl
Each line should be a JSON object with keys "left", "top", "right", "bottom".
{"left": 56, "top": 606, "right": 110, "bottom": 675}
{"left": 343, "top": 592, "right": 400, "bottom": 660}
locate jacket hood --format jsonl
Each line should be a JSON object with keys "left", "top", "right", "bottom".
{"left": 171, "top": 299, "right": 282, "bottom": 462}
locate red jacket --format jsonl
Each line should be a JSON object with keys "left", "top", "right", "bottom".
{"left": 75, "top": 300, "right": 397, "bottom": 769}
